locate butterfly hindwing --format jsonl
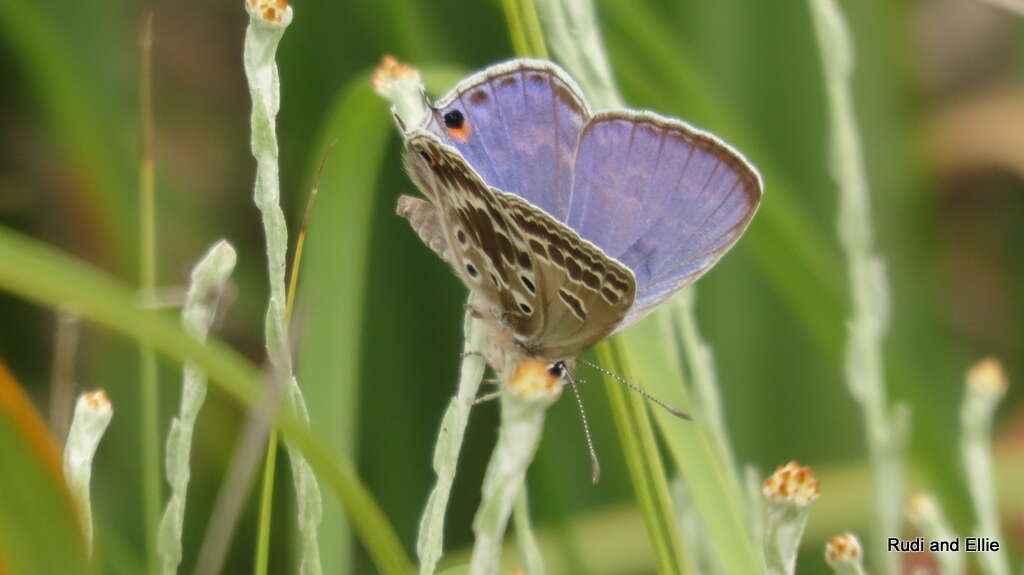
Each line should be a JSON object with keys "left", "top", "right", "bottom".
{"left": 403, "top": 130, "right": 636, "bottom": 359}
{"left": 565, "top": 110, "right": 762, "bottom": 331}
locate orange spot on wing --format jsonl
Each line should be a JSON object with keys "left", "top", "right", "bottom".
{"left": 445, "top": 122, "right": 472, "bottom": 143}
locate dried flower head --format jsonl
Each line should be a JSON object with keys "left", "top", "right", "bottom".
{"left": 763, "top": 461, "right": 821, "bottom": 505}
{"left": 905, "top": 493, "right": 938, "bottom": 522}
{"left": 81, "top": 389, "right": 111, "bottom": 413}
{"left": 967, "top": 357, "right": 1008, "bottom": 395}
{"left": 824, "top": 533, "right": 862, "bottom": 565}
{"left": 372, "top": 55, "right": 420, "bottom": 95}
{"left": 245, "top": 0, "right": 292, "bottom": 25}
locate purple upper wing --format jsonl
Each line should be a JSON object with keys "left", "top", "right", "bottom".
{"left": 565, "top": 111, "right": 762, "bottom": 330}
{"left": 425, "top": 59, "right": 589, "bottom": 221}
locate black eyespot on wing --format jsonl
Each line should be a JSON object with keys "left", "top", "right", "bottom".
{"left": 417, "top": 149, "right": 432, "bottom": 163}
{"left": 520, "top": 275, "right": 536, "bottom": 294}
{"left": 519, "top": 302, "right": 532, "bottom": 314}
{"left": 456, "top": 229, "right": 467, "bottom": 244}
{"left": 465, "top": 263, "right": 478, "bottom": 277}
{"left": 443, "top": 110, "right": 464, "bottom": 129}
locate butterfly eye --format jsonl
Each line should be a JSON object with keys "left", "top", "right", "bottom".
{"left": 443, "top": 110, "right": 465, "bottom": 129}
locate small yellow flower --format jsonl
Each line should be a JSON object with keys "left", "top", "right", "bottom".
{"left": 824, "top": 533, "right": 862, "bottom": 565}
{"left": 763, "top": 461, "right": 821, "bottom": 505}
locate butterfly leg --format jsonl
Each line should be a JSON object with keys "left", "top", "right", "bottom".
{"left": 463, "top": 303, "right": 486, "bottom": 319}
{"left": 473, "top": 390, "right": 502, "bottom": 405}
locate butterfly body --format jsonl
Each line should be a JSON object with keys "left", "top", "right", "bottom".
{"left": 396, "top": 59, "right": 761, "bottom": 372}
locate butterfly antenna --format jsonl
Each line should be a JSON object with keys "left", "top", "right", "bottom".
{"left": 564, "top": 366, "right": 601, "bottom": 484}
{"left": 576, "top": 358, "right": 693, "bottom": 420}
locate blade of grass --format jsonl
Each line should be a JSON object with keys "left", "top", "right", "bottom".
{"left": 0, "top": 225, "right": 414, "bottom": 575}
{"left": 137, "top": 15, "right": 161, "bottom": 573}
{"left": 616, "top": 316, "right": 761, "bottom": 574}
{"left": 501, "top": 0, "right": 549, "bottom": 59}
{"left": 0, "top": 362, "right": 90, "bottom": 575}
{"left": 293, "top": 73, "right": 402, "bottom": 575}
{"left": 596, "top": 341, "right": 688, "bottom": 575}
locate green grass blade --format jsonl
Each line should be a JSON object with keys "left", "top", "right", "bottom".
{"left": 294, "top": 71, "right": 397, "bottom": 575}
{"left": 501, "top": 0, "right": 549, "bottom": 59}
{"left": 0, "top": 363, "right": 90, "bottom": 575}
{"left": 0, "top": 226, "right": 414, "bottom": 575}
{"left": 617, "top": 316, "right": 762, "bottom": 574}
{"left": 596, "top": 341, "right": 688, "bottom": 575}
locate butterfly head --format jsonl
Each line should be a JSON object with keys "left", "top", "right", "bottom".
{"left": 505, "top": 358, "right": 570, "bottom": 401}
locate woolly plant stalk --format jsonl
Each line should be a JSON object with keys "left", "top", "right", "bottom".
{"left": 243, "top": 1, "right": 323, "bottom": 572}
{"left": 371, "top": 58, "right": 490, "bottom": 575}
{"left": 905, "top": 494, "right": 963, "bottom": 575}
{"left": 824, "top": 533, "right": 867, "bottom": 575}
{"left": 960, "top": 358, "right": 1010, "bottom": 575}
{"left": 808, "top": 1, "right": 904, "bottom": 572}
{"left": 416, "top": 312, "right": 488, "bottom": 575}
{"left": 761, "top": 461, "right": 821, "bottom": 575}
{"left": 156, "top": 240, "right": 236, "bottom": 575}
{"left": 669, "top": 290, "right": 738, "bottom": 478}
{"left": 63, "top": 389, "right": 113, "bottom": 553}
{"left": 468, "top": 361, "right": 561, "bottom": 575}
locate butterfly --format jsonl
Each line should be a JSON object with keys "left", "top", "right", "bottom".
{"left": 395, "top": 59, "right": 761, "bottom": 378}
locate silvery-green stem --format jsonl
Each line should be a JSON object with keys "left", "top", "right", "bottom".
{"left": 63, "top": 389, "right": 113, "bottom": 553}
{"left": 959, "top": 359, "right": 1009, "bottom": 575}
{"left": 808, "top": 1, "right": 903, "bottom": 572}
{"left": 532, "top": 0, "right": 620, "bottom": 108}
{"left": 670, "top": 290, "right": 738, "bottom": 478}
{"left": 905, "top": 494, "right": 963, "bottom": 575}
{"left": 371, "top": 58, "right": 491, "bottom": 575}
{"left": 469, "top": 378, "right": 560, "bottom": 575}
{"left": 671, "top": 476, "right": 718, "bottom": 575}
{"left": 824, "top": 534, "right": 867, "bottom": 575}
{"left": 243, "top": 2, "right": 323, "bottom": 573}
{"left": 513, "top": 486, "right": 544, "bottom": 575}
{"left": 416, "top": 309, "right": 487, "bottom": 575}
{"left": 762, "top": 462, "right": 820, "bottom": 575}
{"left": 156, "top": 241, "right": 236, "bottom": 575}
{"left": 744, "top": 465, "right": 767, "bottom": 553}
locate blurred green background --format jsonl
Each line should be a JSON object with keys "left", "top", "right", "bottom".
{"left": 1, "top": 0, "right": 1023, "bottom": 573}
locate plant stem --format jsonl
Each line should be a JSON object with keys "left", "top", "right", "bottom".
{"left": 64, "top": 389, "right": 114, "bottom": 554}
{"left": 468, "top": 364, "right": 559, "bottom": 575}
{"left": 137, "top": 13, "right": 161, "bottom": 573}
{"left": 597, "top": 341, "right": 688, "bottom": 575}
{"left": 808, "top": 1, "right": 903, "bottom": 572}
{"left": 156, "top": 241, "right": 236, "bottom": 575}
{"left": 960, "top": 359, "right": 1010, "bottom": 575}
{"left": 242, "top": 1, "right": 323, "bottom": 572}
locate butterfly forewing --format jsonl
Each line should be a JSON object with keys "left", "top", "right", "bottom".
{"left": 564, "top": 111, "right": 762, "bottom": 331}
{"left": 402, "top": 130, "right": 636, "bottom": 359}
{"left": 425, "top": 60, "right": 589, "bottom": 221}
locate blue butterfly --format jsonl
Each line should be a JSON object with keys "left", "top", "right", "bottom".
{"left": 397, "top": 59, "right": 761, "bottom": 372}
